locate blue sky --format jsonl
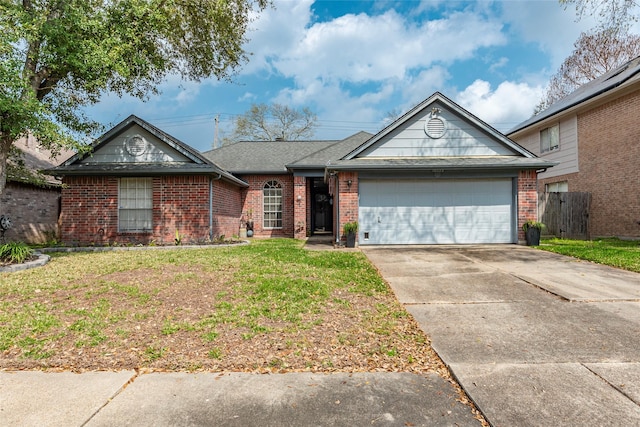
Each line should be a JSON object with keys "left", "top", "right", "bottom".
{"left": 83, "top": 0, "right": 623, "bottom": 152}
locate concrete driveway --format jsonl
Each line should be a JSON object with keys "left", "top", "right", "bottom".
{"left": 363, "top": 245, "right": 640, "bottom": 427}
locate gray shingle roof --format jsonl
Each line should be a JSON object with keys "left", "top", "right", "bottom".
{"left": 203, "top": 140, "right": 341, "bottom": 174}
{"left": 46, "top": 115, "right": 247, "bottom": 187}
{"left": 287, "top": 131, "right": 373, "bottom": 168}
{"left": 327, "top": 156, "right": 556, "bottom": 171}
{"left": 509, "top": 55, "right": 640, "bottom": 135}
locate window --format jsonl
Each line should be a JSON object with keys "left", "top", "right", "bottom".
{"left": 263, "top": 180, "right": 283, "bottom": 229}
{"left": 545, "top": 181, "right": 568, "bottom": 193}
{"left": 540, "top": 124, "right": 559, "bottom": 153}
{"left": 119, "top": 178, "right": 152, "bottom": 232}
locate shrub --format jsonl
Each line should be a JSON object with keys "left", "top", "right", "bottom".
{"left": 0, "top": 241, "right": 35, "bottom": 264}
{"left": 343, "top": 221, "right": 358, "bottom": 234}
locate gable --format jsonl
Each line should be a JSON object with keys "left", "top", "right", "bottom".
{"left": 358, "top": 100, "right": 517, "bottom": 158}
{"left": 79, "top": 124, "right": 191, "bottom": 164}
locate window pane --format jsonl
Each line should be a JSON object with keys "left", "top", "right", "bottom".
{"left": 263, "top": 180, "right": 283, "bottom": 229}
{"left": 119, "top": 178, "right": 152, "bottom": 232}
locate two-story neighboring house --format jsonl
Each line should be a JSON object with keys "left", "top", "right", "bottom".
{"left": 508, "top": 56, "right": 640, "bottom": 239}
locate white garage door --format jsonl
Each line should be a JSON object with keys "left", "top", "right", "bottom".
{"left": 358, "top": 179, "right": 514, "bottom": 245}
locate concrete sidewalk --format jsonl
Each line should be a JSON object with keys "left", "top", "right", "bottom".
{"left": 0, "top": 370, "right": 480, "bottom": 426}
{"left": 363, "top": 245, "right": 640, "bottom": 427}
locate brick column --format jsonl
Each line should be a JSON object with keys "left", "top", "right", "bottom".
{"left": 517, "top": 170, "right": 538, "bottom": 242}
{"left": 293, "top": 176, "right": 307, "bottom": 239}
{"left": 338, "top": 172, "right": 358, "bottom": 244}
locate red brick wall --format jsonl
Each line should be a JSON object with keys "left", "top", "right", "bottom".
{"left": 337, "top": 172, "right": 359, "bottom": 243}
{"left": 293, "top": 176, "right": 307, "bottom": 239}
{"left": 60, "top": 175, "right": 243, "bottom": 246}
{"left": 518, "top": 170, "right": 539, "bottom": 242}
{"left": 238, "top": 174, "right": 294, "bottom": 238}
{"left": 571, "top": 90, "right": 639, "bottom": 237}
{"left": 1, "top": 182, "right": 61, "bottom": 244}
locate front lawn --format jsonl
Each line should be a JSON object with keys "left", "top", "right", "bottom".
{"left": 539, "top": 238, "right": 640, "bottom": 273}
{"left": 0, "top": 239, "right": 443, "bottom": 374}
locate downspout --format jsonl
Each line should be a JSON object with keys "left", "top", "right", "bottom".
{"left": 334, "top": 173, "right": 340, "bottom": 245}
{"left": 209, "top": 174, "right": 222, "bottom": 241}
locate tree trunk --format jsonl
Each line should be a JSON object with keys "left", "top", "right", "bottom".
{"left": 0, "top": 134, "right": 14, "bottom": 195}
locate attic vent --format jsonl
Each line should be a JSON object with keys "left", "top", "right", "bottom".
{"left": 425, "top": 117, "right": 446, "bottom": 139}
{"left": 125, "top": 135, "right": 148, "bottom": 157}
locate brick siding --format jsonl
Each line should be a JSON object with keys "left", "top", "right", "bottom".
{"left": 518, "top": 170, "right": 539, "bottom": 242}
{"left": 238, "top": 174, "right": 295, "bottom": 238}
{"left": 336, "top": 172, "right": 359, "bottom": 244}
{"left": 60, "top": 175, "right": 243, "bottom": 246}
{"left": 561, "top": 89, "right": 639, "bottom": 238}
{"left": 0, "top": 182, "right": 61, "bottom": 244}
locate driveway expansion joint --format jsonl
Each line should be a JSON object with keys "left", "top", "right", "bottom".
{"left": 583, "top": 363, "right": 640, "bottom": 407}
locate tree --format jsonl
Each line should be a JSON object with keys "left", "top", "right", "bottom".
{"left": 535, "top": 28, "right": 640, "bottom": 113}
{"left": 225, "top": 103, "right": 318, "bottom": 143}
{"left": 0, "top": 0, "right": 270, "bottom": 194}
{"left": 560, "top": 0, "right": 639, "bottom": 32}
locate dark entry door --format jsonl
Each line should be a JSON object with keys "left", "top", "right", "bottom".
{"left": 312, "top": 179, "right": 333, "bottom": 233}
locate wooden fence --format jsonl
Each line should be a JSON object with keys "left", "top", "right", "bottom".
{"left": 538, "top": 192, "right": 592, "bottom": 239}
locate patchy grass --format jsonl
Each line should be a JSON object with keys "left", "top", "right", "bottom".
{"left": 0, "top": 239, "right": 443, "bottom": 375}
{"left": 539, "top": 238, "right": 640, "bottom": 273}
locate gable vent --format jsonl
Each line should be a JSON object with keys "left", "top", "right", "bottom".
{"left": 425, "top": 117, "right": 446, "bottom": 139}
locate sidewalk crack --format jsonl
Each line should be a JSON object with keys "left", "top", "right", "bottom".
{"left": 80, "top": 369, "right": 140, "bottom": 426}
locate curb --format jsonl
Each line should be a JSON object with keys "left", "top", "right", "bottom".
{"left": 40, "top": 241, "right": 250, "bottom": 254}
{"left": 0, "top": 252, "right": 50, "bottom": 273}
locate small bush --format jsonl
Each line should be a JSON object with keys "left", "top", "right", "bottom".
{"left": 0, "top": 241, "right": 35, "bottom": 264}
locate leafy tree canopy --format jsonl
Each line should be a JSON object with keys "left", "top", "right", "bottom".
{"left": 223, "top": 103, "right": 318, "bottom": 143}
{"left": 0, "top": 0, "right": 270, "bottom": 193}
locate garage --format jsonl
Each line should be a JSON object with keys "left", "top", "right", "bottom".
{"left": 358, "top": 178, "right": 514, "bottom": 245}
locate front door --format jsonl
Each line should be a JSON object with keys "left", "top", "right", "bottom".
{"left": 312, "top": 179, "right": 333, "bottom": 233}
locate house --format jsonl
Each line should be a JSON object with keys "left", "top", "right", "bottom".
{"left": 508, "top": 56, "right": 640, "bottom": 239}
{"left": 47, "top": 115, "right": 248, "bottom": 246}
{"left": 1, "top": 135, "right": 72, "bottom": 244}
{"left": 48, "top": 93, "right": 553, "bottom": 246}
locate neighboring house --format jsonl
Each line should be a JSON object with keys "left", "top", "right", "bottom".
{"left": 48, "top": 93, "right": 552, "bottom": 246}
{"left": 508, "top": 56, "right": 640, "bottom": 239}
{"left": 1, "top": 135, "right": 71, "bottom": 244}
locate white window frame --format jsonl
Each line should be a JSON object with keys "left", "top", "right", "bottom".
{"left": 545, "top": 181, "right": 568, "bottom": 193}
{"left": 263, "top": 180, "right": 283, "bottom": 229}
{"left": 119, "top": 177, "right": 153, "bottom": 232}
{"left": 540, "top": 124, "right": 560, "bottom": 153}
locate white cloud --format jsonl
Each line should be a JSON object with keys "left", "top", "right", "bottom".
{"left": 242, "top": 0, "right": 314, "bottom": 75}
{"left": 500, "top": 0, "right": 596, "bottom": 69}
{"left": 273, "top": 8, "right": 505, "bottom": 86}
{"left": 456, "top": 79, "right": 544, "bottom": 131}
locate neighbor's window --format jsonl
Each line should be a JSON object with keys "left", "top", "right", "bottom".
{"left": 263, "top": 180, "right": 283, "bottom": 229}
{"left": 540, "top": 124, "right": 559, "bottom": 153}
{"left": 119, "top": 177, "right": 152, "bottom": 232}
{"left": 546, "top": 181, "right": 568, "bottom": 192}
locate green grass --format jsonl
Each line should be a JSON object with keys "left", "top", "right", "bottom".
{"left": 0, "top": 239, "right": 416, "bottom": 371}
{"left": 539, "top": 238, "right": 640, "bottom": 273}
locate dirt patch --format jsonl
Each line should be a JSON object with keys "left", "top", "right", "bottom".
{"left": 0, "top": 263, "right": 445, "bottom": 376}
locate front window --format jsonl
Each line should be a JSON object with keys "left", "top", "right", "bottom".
{"left": 119, "top": 177, "right": 152, "bottom": 232}
{"left": 263, "top": 180, "right": 283, "bottom": 229}
{"left": 540, "top": 124, "right": 559, "bottom": 153}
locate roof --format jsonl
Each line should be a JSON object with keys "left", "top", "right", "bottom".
{"left": 47, "top": 115, "right": 247, "bottom": 187}
{"left": 347, "top": 92, "right": 536, "bottom": 160}
{"left": 508, "top": 55, "right": 640, "bottom": 135}
{"left": 9, "top": 135, "right": 74, "bottom": 187}
{"left": 287, "top": 131, "right": 373, "bottom": 169}
{"left": 203, "top": 140, "right": 341, "bottom": 174}
{"left": 326, "top": 156, "right": 555, "bottom": 172}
